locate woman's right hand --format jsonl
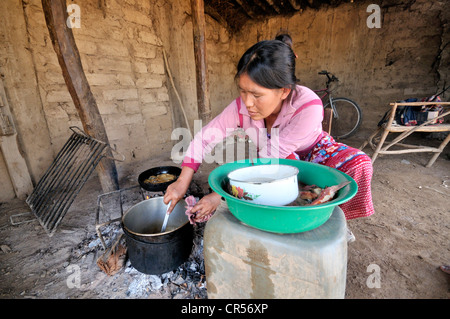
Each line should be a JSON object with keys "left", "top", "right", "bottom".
{"left": 163, "top": 166, "right": 194, "bottom": 214}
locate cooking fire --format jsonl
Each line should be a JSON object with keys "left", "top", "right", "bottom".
{"left": 67, "top": 180, "right": 208, "bottom": 299}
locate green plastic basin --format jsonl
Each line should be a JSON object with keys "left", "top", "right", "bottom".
{"left": 208, "top": 158, "right": 358, "bottom": 234}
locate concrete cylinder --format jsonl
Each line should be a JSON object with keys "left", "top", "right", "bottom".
{"left": 204, "top": 202, "right": 348, "bottom": 299}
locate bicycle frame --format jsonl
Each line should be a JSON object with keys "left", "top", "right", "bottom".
{"left": 314, "top": 88, "right": 329, "bottom": 100}
{"left": 313, "top": 71, "right": 363, "bottom": 138}
{"left": 315, "top": 71, "right": 339, "bottom": 112}
{"left": 314, "top": 88, "right": 339, "bottom": 118}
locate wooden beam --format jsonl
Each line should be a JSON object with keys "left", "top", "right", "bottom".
{"left": 322, "top": 107, "right": 333, "bottom": 135}
{"left": 0, "top": 78, "right": 33, "bottom": 199}
{"left": 41, "top": 0, "right": 118, "bottom": 192}
{"left": 204, "top": 3, "right": 232, "bottom": 30}
{"left": 191, "top": 0, "right": 212, "bottom": 123}
{"left": 287, "top": 0, "right": 302, "bottom": 10}
{"left": 253, "top": 0, "right": 277, "bottom": 15}
{"left": 235, "top": 0, "right": 256, "bottom": 18}
{"left": 264, "top": 0, "right": 281, "bottom": 14}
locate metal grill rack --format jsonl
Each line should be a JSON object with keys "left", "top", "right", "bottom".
{"left": 26, "top": 127, "right": 109, "bottom": 237}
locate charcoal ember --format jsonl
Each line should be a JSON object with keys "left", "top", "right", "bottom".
{"left": 179, "top": 267, "right": 188, "bottom": 280}
{"left": 190, "top": 271, "right": 202, "bottom": 283}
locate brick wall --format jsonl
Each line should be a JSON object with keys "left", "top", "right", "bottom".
{"left": 24, "top": 0, "right": 174, "bottom": 177}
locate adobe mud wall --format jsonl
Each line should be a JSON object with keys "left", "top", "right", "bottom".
{"left": 0, "top": 0, "right": 448, "bottom": 201}
{"left": 220, "top": 0, "right": 449, "bottom": 130}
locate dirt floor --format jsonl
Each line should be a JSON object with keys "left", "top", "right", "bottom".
{"left": 0, "top": 133, "right": 449, "bottom": 300}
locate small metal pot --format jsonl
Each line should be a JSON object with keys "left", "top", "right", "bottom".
{"left": 122, "top": 197, "right": 193, "bottom": 274}
{"left": 138, "top": 166, "right": 181, "bottom": 192}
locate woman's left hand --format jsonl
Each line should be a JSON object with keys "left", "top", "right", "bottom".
{"left": 190, "top": 192, "right": 222, "bottom": 221}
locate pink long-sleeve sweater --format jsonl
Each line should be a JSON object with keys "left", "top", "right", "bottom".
{"left": 182, "top": 85, "right": 324, "bottom": 172}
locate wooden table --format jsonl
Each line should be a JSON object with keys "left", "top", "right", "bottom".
{"left": 360, "top": 102, "right": 450, "bottom": 167}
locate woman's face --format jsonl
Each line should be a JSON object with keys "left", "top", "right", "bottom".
{"left": 238, "top": 73, "right": 291, "bottom": 121}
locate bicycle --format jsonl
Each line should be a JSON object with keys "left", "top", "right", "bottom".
{"left": 314, "top": 70, "right": 363, "bottom": 139}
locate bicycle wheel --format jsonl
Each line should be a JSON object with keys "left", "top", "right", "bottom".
{"left": 324, "top": 97, "right": 362, "bottom": 139}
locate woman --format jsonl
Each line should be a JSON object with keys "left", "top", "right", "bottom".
{"left": 164, "top": 40, "right": 374, "bottom": 229}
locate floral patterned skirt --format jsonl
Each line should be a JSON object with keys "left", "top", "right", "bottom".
{"left": 298, "top": 132, "right": 375, "bottom": 220}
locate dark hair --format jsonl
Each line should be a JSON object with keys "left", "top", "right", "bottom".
{"left": 274, "top": 33, "right": 293, "bottom": 49}
{"left": 235, "top": 40, "right": 297, "bottom": 89}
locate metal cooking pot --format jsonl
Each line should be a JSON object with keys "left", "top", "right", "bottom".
{"left": 122, "top": 197, "right": 193, "bottom": 274}
{"left": 138, "top": 166, "right": 181, "bottom": 192}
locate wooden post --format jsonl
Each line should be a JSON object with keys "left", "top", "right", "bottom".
{"left": 0, "top": 78, "right": 33, "bottom": 199}
{"left": 41, "top": 0, "right": 119, "bottom": 192}
{"left": 191, "top": 0, "right": 212, "bottom": 123}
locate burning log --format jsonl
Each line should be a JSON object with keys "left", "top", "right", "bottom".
{"left": 96, "top": 234, "right": 127, "bottom": 276}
